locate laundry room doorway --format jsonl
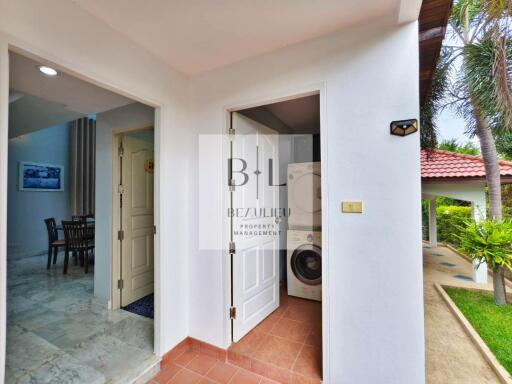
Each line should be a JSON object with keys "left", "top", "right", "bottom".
{"left": 227, "top": 93, "right": 324, "bottom": 384}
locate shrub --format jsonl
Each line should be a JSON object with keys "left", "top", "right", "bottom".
{"left": 457, "top": 219, "right": 512, "bottom": 305}
{"left": 457, "top": 219, "right": 512, "bottom": 271}
{"left": 436, "top": 205, "right": 472, "bottom": 248}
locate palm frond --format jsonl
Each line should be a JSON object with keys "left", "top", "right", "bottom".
{"left": 465, "top": 35, "right": 512, "bottom": 133}
{"left": 421, "top": 48, "right": 452, "bottom": 150}
{"left": 451, "top": 0, "right": 484, "bottom": 29}
{"left": 492, "top": 35, "right": 512, "bottom": 128}
{"left": 481, "top": 0, "right": 512, "bottom": 20}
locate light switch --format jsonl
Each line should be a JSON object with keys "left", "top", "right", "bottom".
{"left": 341, "top": 201, "right": 363, "bottom": 213}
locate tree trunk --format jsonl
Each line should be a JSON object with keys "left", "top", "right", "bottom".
{"left": 474, "top": 113, "right": 502, "bottom": 221}
{"left": 474, "top": 111, "right": 507, "bottom": 305}
{"left": 493, "top": 267, "right": 508, "bottom": 305}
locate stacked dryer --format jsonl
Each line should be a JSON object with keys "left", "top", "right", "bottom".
{"left": 287, "top": 162, "right": 322, "bottom": 301}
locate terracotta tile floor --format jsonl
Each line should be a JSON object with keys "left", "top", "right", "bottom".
{"left": 149, "top": 290, "right": 322, "bottom": 384}
{"left": 227, "top": 290, "right": 322, "bottom": 383}
{"left": 148, "top": 352, "right": 280, "bottom": 384}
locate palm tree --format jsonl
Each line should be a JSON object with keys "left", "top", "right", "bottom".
{"left": 422, "top": 0, "right": 512, "bottom": 304}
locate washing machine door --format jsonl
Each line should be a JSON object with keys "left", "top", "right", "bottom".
{"left": 291, "top": 172, "right": 321, "bottom": 214}
{"left": 290, "top": 244, "right": 322, "bottom": 285}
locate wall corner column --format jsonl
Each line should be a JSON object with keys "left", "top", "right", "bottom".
{"left": 0, "top": 36, "right": 9, "bottom": 383}
{"left": 428, "top": 198, "right": 437, "bottom": 248}
{"left": 472, "top": 196, "right": 488, "bottom": 284}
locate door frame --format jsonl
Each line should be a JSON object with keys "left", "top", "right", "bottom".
{"left": 221, "top": 85, "right": 331, "bottom": 382}
{"left": 0, "top": 40, "right": 165, "bottom": 357}
{"left": 111, "top": 126, "right": 155, "bottom": 311}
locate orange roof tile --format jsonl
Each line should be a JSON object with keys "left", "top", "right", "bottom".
{"left": 421, "top": 149, "right": 512, "bottom": 180}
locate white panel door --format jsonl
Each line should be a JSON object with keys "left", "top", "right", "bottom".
{"left": 121, "top": 136, "right": 155, "bottom": 306}
{"left": 231, "top": 112, "right": 280, "bottom": 341}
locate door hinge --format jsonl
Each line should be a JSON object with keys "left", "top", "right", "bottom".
{"left": 153, "top": 225, "right": 156, "bottom": 235}
{"left": 228, "top": 128, "right": 235, "bottom": 140}
{"left": 229, "top": 178, "right": 236, "bottom": 192}
{"left": 118, "top": 143, "right": 124, "bottom": 157}
{"left": 229, "top": 241, "right": 236, "bottom": 254}
{"left": 118, "top": 184, "right": 124, "bottom": 194}
{"left": 118, "top": 230, "right": 124, "bottom": 241}
{"left": 117, "top": 279, "right": 124, "bottom": 289}
{"left": 229, "top": 306, "right": 236, "bottom": 320}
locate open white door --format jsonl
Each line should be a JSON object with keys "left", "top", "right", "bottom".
{"left": 120, "top": 135, "right": 155, "bottom": 306}
{"left": 231, "top": 112, "right": 280, "bottom": 342}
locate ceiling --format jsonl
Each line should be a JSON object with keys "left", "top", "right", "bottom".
{"left": 9, "top": 92, "right": 84, "bottom": 139}
{"left": 241, "top": 94, "right": 320, "bottom": 134}
{"left": 9, "top": 52, "right": 134, "bottom": 138}
{"left": 72, "top": 0, "right": 401, "bottom": 75}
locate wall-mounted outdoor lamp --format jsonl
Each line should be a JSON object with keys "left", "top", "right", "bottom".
{"left": 390, "top": 119, "right": 418, "bottom": 136}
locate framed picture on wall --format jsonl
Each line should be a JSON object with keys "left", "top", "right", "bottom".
{"left": 19, "top": 162, "right": 64, "bottom": 192}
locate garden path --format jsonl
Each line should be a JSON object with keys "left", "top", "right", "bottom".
{"left": 424, "top": 245, "right": 504, "bottom": 384}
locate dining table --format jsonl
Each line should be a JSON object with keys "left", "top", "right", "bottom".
{"left": 55, "top": 218, "right": 95, "bottom": 232}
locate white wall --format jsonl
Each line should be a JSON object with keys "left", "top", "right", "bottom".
{"left": 7, "top": 124, "right": 71, "bottom": 259}
{"left": 0, "top": 2, "right": 425, "bottom": 383}
{"left": 0, "top": 0, "right": 191, "bottom": 365}
{"left": 0, "top": 36, "right": 9, "bottom": 383}
{"left": 94, "top": 103, "right": 154, "bottom": 301}
{"left": 190, "top": 18, "right": 424, "bottom": 383}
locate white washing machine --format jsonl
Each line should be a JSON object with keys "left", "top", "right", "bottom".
{"left": 288, "top": 162, "right": 321, "bottom": 229}
{"left": 287, "top": 229, "right": 321, "bottom": 301}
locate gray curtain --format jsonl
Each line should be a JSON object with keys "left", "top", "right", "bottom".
{"left": 70, "top": 117, "right": 96, "bottom": 216}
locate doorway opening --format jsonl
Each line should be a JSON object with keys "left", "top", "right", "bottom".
{"left": 227, "top": 94, "right": 323, "bottom": 383}
{"left": 112, "top": 128, "right": 155, "bottom": 318}
{"left": 6, "top": 50, "right": 158, "bottom": 383}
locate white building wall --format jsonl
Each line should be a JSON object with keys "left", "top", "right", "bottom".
{"left": 422, "top": 182, "right": 488, "bottom": 283}
{"left": 0, "top": 0, "right": 191, "bottom": 364}
{"left": 190, "top": 17, "right": 424, "bottom": 384}
{"left": 0, "top": 2, "right": 425, "bottom": 383}
{"left": 94, "top": 103, "right": 155, "bottom": 302}
{"left": 0, "top": 35, "right": 9, "bottom": 384}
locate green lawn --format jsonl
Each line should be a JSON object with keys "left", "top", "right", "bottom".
{"left": 445, "top": 287, "right": 512, "bottom": 374}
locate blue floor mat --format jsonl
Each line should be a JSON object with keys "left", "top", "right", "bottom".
{"left": 122, "top": 294, "right": 154, "bottom": 319}
{"left": 432, "top": 253, "right": 443, "bottom": 256}
{"left": 454, "top": 274, "right": 472, "bottom": 281}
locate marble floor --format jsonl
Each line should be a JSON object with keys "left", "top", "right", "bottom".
{"left": 6, "top": 253, "right": 157, "bottom": 384}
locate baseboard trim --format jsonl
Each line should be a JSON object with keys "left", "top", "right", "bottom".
{"left": 7, "top": 250, "right": 46, "bottom": 260}
{"left": 161, "top": 337, "right": 226, "bottom": 369}
{"left": 91, "top": 296, "right": 111, "bottom": 310}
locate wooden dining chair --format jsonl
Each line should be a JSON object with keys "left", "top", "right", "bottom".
{"left": 62, "top": 220, "right": 95, "bottom": 274}
{"left": 71, "top": 215, "right": 94, "bottom": 241}
{"left": 44, "top": 218, "right": 66, "bottom": 269}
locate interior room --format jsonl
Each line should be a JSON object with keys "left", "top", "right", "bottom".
{"left": 227, "top": 94, "right": 323, "bottom": 383}
{"left": 6, "top": 51, "right": 157, "bottom": 383}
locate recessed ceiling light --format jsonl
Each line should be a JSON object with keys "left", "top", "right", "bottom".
{"left": 38, "top": 65, "right": 58, "bottom": 76}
